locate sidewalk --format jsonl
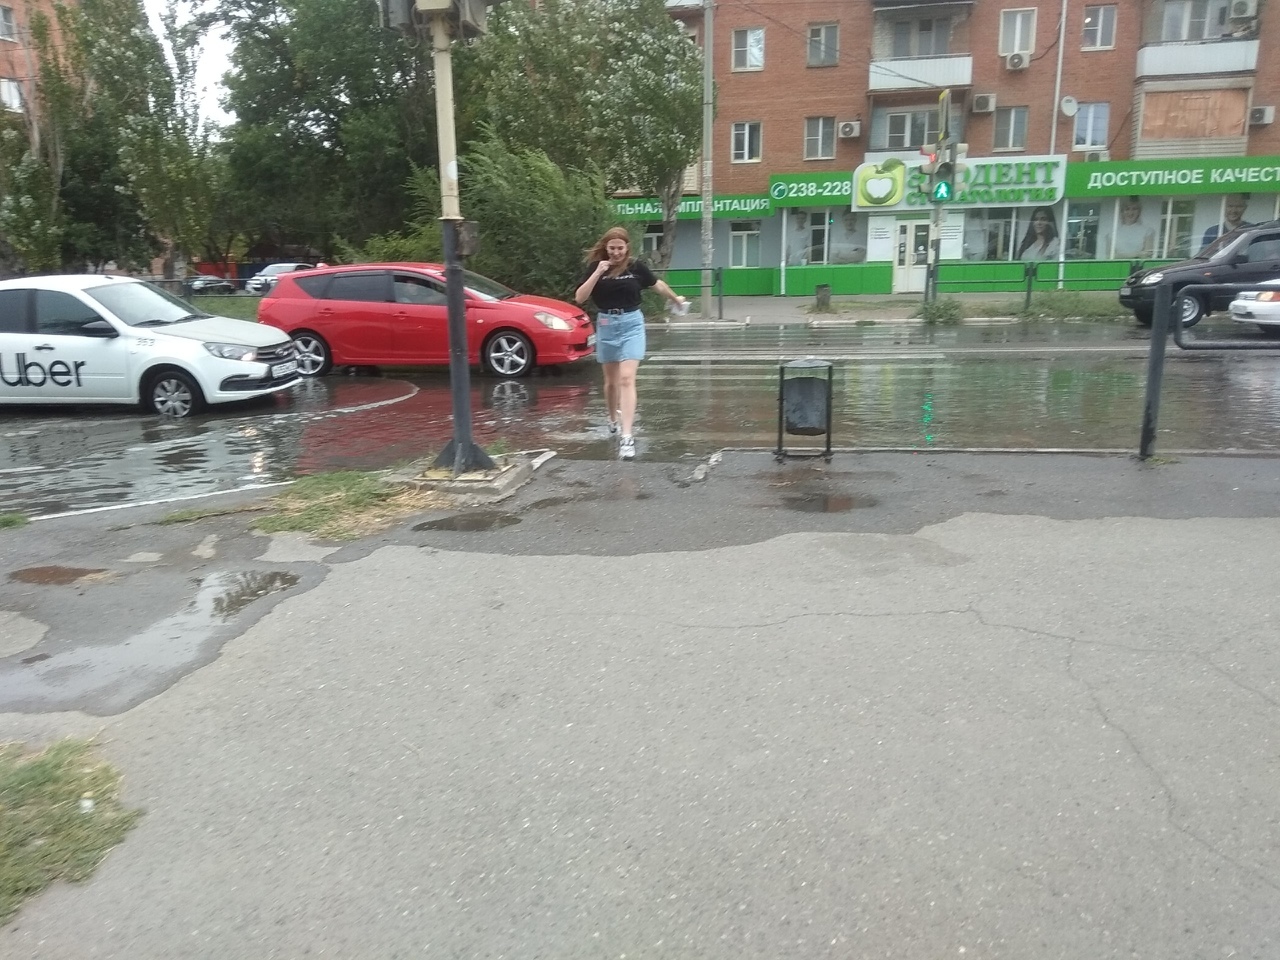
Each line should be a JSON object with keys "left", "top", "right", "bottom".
{"left": 669, "top": 291, "right": 1024, "bottom": 325}
{"left": 2, "top": 451, "right": 1280, "bottom": 959}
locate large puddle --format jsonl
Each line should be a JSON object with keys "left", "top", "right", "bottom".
{"left": 3, "top": 322, "right": 1280, "bottom": 517}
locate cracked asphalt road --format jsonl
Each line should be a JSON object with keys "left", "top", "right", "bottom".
{"left": 2, "top": 452, "right": 1280, "bottom": 959}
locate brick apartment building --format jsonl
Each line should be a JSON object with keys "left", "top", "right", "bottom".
{"left": 0, "top": 0, "right": 69, "bottom": 125}
{"left": 629, "top": 0, "right": 1280, "bottom": 296}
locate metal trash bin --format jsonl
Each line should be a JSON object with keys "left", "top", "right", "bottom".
{"left": 775, "top": 358, "right": 833, "bottom": 462}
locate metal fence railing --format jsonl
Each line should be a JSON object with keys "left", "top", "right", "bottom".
{"left": 655, "top": 267, "right": 724, "bottom": 320}
{"left": 1140, "top": 281, "right": 1280, "bottom": 458}
{"left": 934, "top": 259, "right": 1144, "bottom": 309}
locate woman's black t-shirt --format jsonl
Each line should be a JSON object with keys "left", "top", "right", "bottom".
{"left": 580, "top": 259, "right": 658, "bottom": 311}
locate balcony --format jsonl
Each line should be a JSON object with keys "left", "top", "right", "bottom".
{"left": 869, "top": 55, "right": 972, "bottom": 92}
{"left": 1136, "top": 39, "right": 1258, "bottom": 78}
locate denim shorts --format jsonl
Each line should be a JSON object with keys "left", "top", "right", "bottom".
{"left": 594, "top": 309, "right": 646, "bottom": 364}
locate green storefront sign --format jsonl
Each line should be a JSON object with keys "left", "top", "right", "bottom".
{"left": 853, "top": 155, "right": 1066, "bottom": 210}
{"left": 767, "top": 173, "right": 854, "bottom": 207}
{"left": 611, "top": 194, "right": 772, "bottom": 220}
{"left": 1066, "top": 156, "right": 1280, "bottom": 197}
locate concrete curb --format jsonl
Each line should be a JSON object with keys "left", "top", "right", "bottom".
{"left": 386, "top": 454, "right": 534, "bottom": 501}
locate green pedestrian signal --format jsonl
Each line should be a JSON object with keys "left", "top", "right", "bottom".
{"left": 931, "top": 160, "right": 955, "bottom": 203}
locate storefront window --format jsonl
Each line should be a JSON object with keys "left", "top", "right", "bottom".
{"left": 961, "top": 208, "right": 1016, "bottom": 261}
{"left": 641, "top": 224, "right": 663, "bottom": 257}
{"left": 1066, "top": 202, "right": 1099, "bottom": 259}
{"left": 1160, "top": 199, "right": 1196, "bottom": 260}
{"left": 730, "top": 221, "right": 761, "bottom": 268}
{"left": 807, "top": 211, "right": 830, "bottom": 264}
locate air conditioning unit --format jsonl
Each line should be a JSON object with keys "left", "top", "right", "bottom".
{"left": 837, "top": 119, "right": 862, "bottom": 139}
{"left": 971, "top": 94, "right": 997, "bottom": 114}
{"left": 1004, "top": 52, "right": 1029, "bottom": 71}
{"left": 1231, "top": 0, "right": 1258, "bottom": 18}
{"left": 1084, "top": 149, "right": 1110, "bottom": 162}
{"left": 1250, "top": 105, "right": 1275, "bottom": 125}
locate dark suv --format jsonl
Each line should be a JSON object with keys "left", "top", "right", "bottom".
{"left": 1119, "top": 219, "right": 1280, "bottom": 327}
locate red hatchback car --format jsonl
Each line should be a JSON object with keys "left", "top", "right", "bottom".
{"left": 257, "top": 263, "right": 595, "bottom": 378}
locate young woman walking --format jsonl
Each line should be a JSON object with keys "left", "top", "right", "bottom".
{"left": 575, "top": 227, "right": 686, "bottom": 460}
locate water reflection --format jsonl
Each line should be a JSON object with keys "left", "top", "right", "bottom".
{"left": 2, "top": 325, "right": 1279, "bottom": 518}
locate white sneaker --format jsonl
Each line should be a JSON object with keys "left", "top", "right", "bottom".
{"left": 619, "top": 436, "right": 636, "bottom": 460}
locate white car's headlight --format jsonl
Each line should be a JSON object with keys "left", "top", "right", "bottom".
{"left": 533, "top": 311, "right": 572, "bottom": 331}
{"left": 1258, "top": 291, "right": 1280, "bottom": 302}
{"left": 204, "top": 342, "right": 258, "bottom": 361}
{"left": 1140, "top": 272, "right": 1165, "bottom": 285}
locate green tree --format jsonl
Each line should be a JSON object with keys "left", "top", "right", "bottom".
{"left": 469, "top": 0, "right": 702, "bottom": 269}
{"left": 211, "top": 0, "right": 436, "bottom": 256}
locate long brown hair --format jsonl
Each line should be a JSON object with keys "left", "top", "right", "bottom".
{"left": 585, "top": 226, "right": 632, "bottom": 274}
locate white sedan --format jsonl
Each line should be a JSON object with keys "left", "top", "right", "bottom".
{"left": 0, "top": 274, "right": 301, "bottom": 417}
{"left": 1228, "top": 279, "right": 1280, "bottom": 337}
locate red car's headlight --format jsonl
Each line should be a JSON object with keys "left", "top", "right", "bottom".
{"left": 533, "top": 311, "right": 573, "bottom": 331}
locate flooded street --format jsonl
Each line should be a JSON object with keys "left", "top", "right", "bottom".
{"left": 3, "top": 320, "right": 1280, "bottom": 517}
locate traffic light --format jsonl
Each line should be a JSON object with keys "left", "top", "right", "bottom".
{"left": 932, "top": 160, "right": 954, "bottom": 202}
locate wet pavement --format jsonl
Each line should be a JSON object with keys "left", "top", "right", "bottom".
{"left": 2, "top": 319, "right": 1280, "bottom": 519}
{"left": 3, "top": 452, "right": 1280, "bottom": 959}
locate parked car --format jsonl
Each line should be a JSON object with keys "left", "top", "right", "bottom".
{"left": 1227, "top": 278, "right": 1280, "bottom": 337}
{"left": 0, "top": 275, "right": 301, "bottom": 417}
{"left": 1119, "top": 219, "right": 1280, "bottom": 327}
{"left": 246, "top": 262, "right": 315, "bottom": 294}
{"left": 187, "top": 274, "right": 236, "bottom": 295}
{"left": 257, "top": 263, "right": 596, "bottom": 378}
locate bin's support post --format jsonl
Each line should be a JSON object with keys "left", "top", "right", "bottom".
{"left": 824, "top": 365, "right": 833, "bottom": 461}
{"left": 716, "top": 267, "right": 724, "bottom": 320}
{"left": 1024, "top": 261, "right": 1036, "bottom": 312}
{"left": 774, "top": 363, "right": 785, "bottom": 462}
{"left": 1139, "top": 283, "right": 1173, "bottom": 459}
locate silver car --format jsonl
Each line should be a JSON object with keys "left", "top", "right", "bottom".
{"left": 245, "top": 262, "right": 314, "bottom": 295}
{"left": 1228, "top": 278, "right": 1280, "bottom": 338}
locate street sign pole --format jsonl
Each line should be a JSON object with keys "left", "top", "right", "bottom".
{"left": 927, "top": 89, "right": 953, "bottom": 303}
{"left": 426, "top": 6, "right": 494, "bottom": 475}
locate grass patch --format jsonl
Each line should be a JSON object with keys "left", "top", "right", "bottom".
{"left": 0, "top": 513, "right": 27, "bottom": 529}
{"left": 965, "top": 290, "right": 1131, "bottom": 321}
{"left": 190, "top": 295, "right": 260, "bottom": 322}
{"left": 254, "top": 470, "right": 452, "bottom": 540}
{"left": 0, "top": 739, "right": 143, "bottom": 925}
{"left": 917, "top": 297, "right": 966, "bottom": 325}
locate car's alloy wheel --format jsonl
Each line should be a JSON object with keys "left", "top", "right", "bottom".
{"left": 292, "top": 332, "right": 333, "bottom": 377}
{"left": 483, "top": 331, "right": 534, "bottom": 378}
{"left": 1175, "top": 294, "right": 1204, "bottom": 327}
{"left": 146, "top": 370, "right": 205, "bottom": 418}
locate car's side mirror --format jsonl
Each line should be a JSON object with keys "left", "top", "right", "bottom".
{"left": 80, "top": 319, "right": 118, "bottom": 338}
{"left": 1231, "top": 252, "right": 1250, "bottom": 265}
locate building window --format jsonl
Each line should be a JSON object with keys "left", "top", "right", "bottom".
{"left": 999, "top": 9, "right": 1037, "bottom": 54}
{"left": 804, "top": 117, "right": 836, "bottom": 159}
{"left": 886, "top": 110, "right": 939, "bottom": 150}
{"left": 0, "top": 6, "right": 14, "bottom": 41}
{"left": 892, "top": 17, "right": 951, "bottom": 58}
{"left": 730, "top": 221, "right": 761, "bottom": 268}
{"left": 1161, "top": 0, "right": 1230, "bottom": 41}
{"left": 1159, "top": 198, "right": 1196, "bottom": 259}
{"left": 641, "top": 224, "right": 663, "bottom": 257}
{"left": 1066, "top": 201, "right": 1100, "bottom": 259}
{"left": 1082, "top": 5, "right": 1117, "bottom": 48}
{"left": 1074, "top": 102, "right": 1110, "bottom": 149}
{"left": 0, "top": 78, "right": 21, "bottom": 112}
{"left": 808, "top": 24, "right": 838, "bottom": 66}
{"left": 993, "top": 106, "right": 1028, "bottom": 150}
{"left": 732, "top": 28, "right": 764, "bottom": 71}
{"left": 732, "top": 121, "right": 762, "bottom": 162}
{"left": 807, "top": 211, "right": 830, "bottom": 265}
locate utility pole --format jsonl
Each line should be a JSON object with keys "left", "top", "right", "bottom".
{"left": 699, "top": 0, "right": 714, "bottom": 319}
{"left": 419, "top": 0, "right": 494, "bottom": 475}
